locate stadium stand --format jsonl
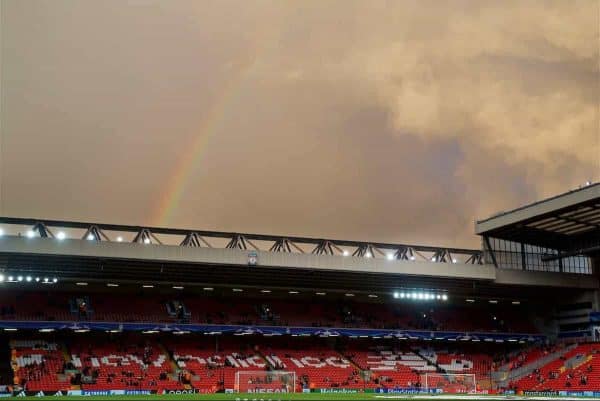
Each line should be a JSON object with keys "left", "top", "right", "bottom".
{"left": 68, "top": 336, "right": 183, "bottom": 392}
{"left": 10, "top": 340, "right": 69, "bottom": 392}
{"left": 0, "top": 291, "right": 540, "bottom": 335}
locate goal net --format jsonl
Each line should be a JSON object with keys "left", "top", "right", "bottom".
{"left": 234, "top": 370, "right": 296, "bottom": 393}
{"left": 422, "top": 373, "right": 477, "bottom": 394}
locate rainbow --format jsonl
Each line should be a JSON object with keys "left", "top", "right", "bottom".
{"left": 151, "top": 57, "right": 256, "bottom": 226}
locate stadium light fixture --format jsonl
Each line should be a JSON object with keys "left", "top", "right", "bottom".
{"left": 56, "top": 232, "right": 66, "bottom": 240}
{"left": 106, "top": 283, "right": 119, "bottom": 287}
{"left": 142, "top": 284, "right": 154, "bottom": 288}
{"left": 7, "top": 276, "right": 13, "bottom": 282}
{"left": 368, "top": 294, "right": 378, "bottom": 298}
{"left": 431, "top": 257, "right": 436, "bottom": 262}
{"left": 452, "top": 258, "right": 457, "bottom": 263}
{"left": 116, "top": 236, "right": 123, "bottom": 242}
{"left": 386, "top": 253, "right": 394, "bottom": 260}
{"left": 0, "top": 228, "right": 3, "bottom": 236}
{"left": 76, "top": 282, "right": 88, "bottom": 286}
{"left": 3, "top": 328, "right": 17, "bottom": 332}
{"left": 512, "top": 301, "right": 521, "bottom": 305}
{"left": 466, "top": 299, "right": 475, "bottom": 303}
{"left": 365, "top": 252, "right": 372, "bottom": 258}
{"left": 143, "top": 238, "right": 151, "bottom": 244}
{"left": 442, "top": 294, "right": 448, "bottom": 301}
{"left": 43, "top": 278, "right": 49, "bottom": 284}
{"left": 345, "top": 293, "right": 354, "bottom": 297}
{"left": 289, "top": 291, "right": 299, "bottom": 294}
{"left": 26, "top": 276, "right": 33, "bottom": 282}
{"left": 417, "top": 293, "right": 424, "bottom": 300}
{"left": 342, "top": 250, "right": 349, "bottom": 256}
{"left": 26, "top": 231, "right": 35, "bottom": 238}
{"left": 232, "top": 288, "right": 243, "bottom": 292}
{"left": 39, "top": 328, "right": 54, "bottom": 333}
{"left": 53, "top": 278, "right": 58, "bottom": 283}
{"left": 436, "top": 294, "right": 441, "bottom": 300}
{"left": 35, "top": 277, "right": 40, "bottom": 282}
{"left": 393, "top": 292, "right": 399, "bottom": 299}
{"left": 260, "top": 289, "right": 271, "bottom": 293}
{"left": 489, "top": 300, "right": 498, "bottom": 304}
{"left": 74, "top": 329, "right": 90, "bottom": 333}
{"left": 400, "top": 292, "right": 405, "bottom": 298}
{"left": 0, "top": 275, "right": 4, "bottom": 282}
{"left": 203, "top": 287, "right": 213, "bottom": 291}
{"left": 409, "top": 256, "right": 415, "bottom": 261}
{"left": 17, "top": 276, "right": 22, "bottom": 282}
{"left": 315, "top": 292, "right": 326, "bottom": 296}
{"left": 87, "top": 234, "right": 94, "bottom": 240}
{"left": 173, "top": 286, "right": 184, "bottom": 290}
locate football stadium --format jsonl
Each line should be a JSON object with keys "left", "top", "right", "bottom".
{"left": 0, "top": 183, "right": 597, "bottom": 400}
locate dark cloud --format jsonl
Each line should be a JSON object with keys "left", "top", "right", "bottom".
{"left": 1, "top": 0, "right": 598, "bottom": 248}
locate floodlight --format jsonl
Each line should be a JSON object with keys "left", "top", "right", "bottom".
{"left": 56, "top": 232, "right": 66, "bottom": 240}
{"left": 116, "top": 236, "right": 123, "bottom": 242}
{"left": 442, "top": 294, "right": 448, "bottom": 301}
{"left": 26, "top": 231, "right": 35, "bottom": 238}
{"left": 387, "top": 253, "right": 395, "bottom": 260}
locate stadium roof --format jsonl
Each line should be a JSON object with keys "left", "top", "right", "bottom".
{"left": 476, "top": 182, "right": 600, "bottom": 254}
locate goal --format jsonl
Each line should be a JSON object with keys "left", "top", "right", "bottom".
{"left": 421, "top": 373, "right": 477, "bottom": 394}
{"left": 234, "top": 370, "right": 296, "bottom": 393}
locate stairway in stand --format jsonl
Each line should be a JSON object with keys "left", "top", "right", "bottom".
{"left": 0, "top": 335, "right": 13, "bottom": 386}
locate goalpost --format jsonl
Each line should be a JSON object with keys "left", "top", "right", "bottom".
{"left": 422, "top": 373, "right": 477, "bottom": 394}
{"left": 234, "top": 371, "right": 297, "bottom": 393}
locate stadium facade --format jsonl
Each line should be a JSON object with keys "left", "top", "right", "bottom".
{"left": 0, "top": 183, "right": 597, "bottom": 396}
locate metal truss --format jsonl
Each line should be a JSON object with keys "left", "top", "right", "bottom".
{"left": 0, "top": 217, "right": 484, "bottom": 264}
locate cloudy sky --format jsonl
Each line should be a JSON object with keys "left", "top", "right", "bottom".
{"left": 1, "top": 0, "right": 598, "bottom": 248}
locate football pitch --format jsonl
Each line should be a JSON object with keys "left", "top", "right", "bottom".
{"left": 20, "top": 395, "right": 600, "bottom": 401}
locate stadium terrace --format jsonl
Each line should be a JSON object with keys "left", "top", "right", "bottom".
{"left": 0, "top": 183, "right": 598, "bottom": 398}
